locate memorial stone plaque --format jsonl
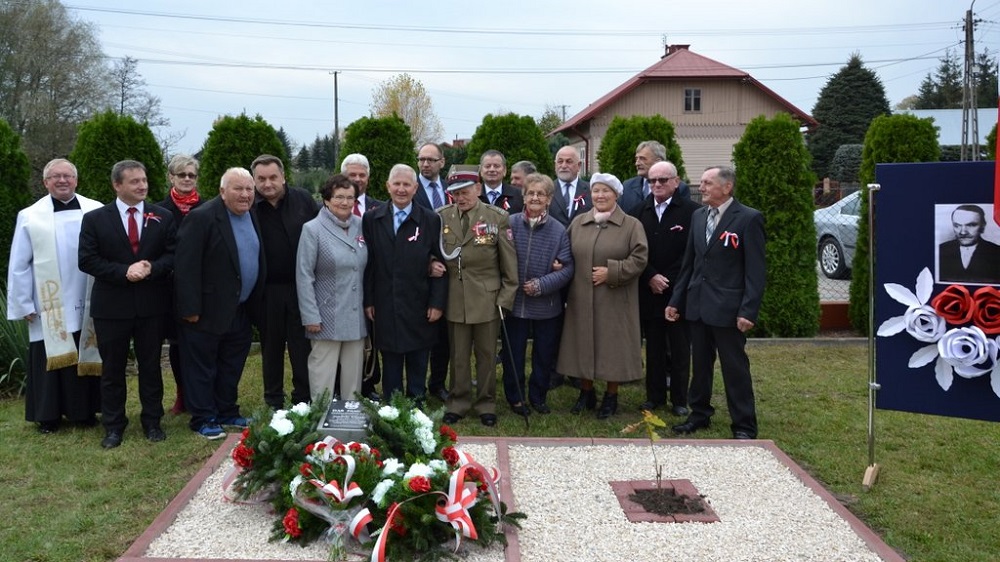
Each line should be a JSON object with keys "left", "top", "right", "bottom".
{"left": 318, "top": 399, "right": 369, "bottom": 442}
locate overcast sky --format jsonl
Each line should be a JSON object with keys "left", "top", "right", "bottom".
{"left": 67, "top": 0, "right": 999, "bottom": 156}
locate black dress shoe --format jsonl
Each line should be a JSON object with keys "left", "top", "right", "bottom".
{"left": 570, "top": 388, "right": 597, "bottom": 414}
{"left": 442, "top": 412, "right": 463, "bottom": 425}
{"left": 639, "top": 401, "right": 664, "bottom": 411}
{"left": 101, "top": 431, "right": 124, "bottom": 449}
{"left": 431, "top": 388, "right": 449, "bottom": 402}
{"left": 596, "top": 392, "right": 618, "bottom": 420}
{"left": 733, "top": 431, "right": 755, "bottom": 440}
{"left": 671, "top": 405, "right": 690, "bottom": 417}
{"left": 37, "top": 421, "right": 60, "bottom": 434}
{"left": 145, "top": 427, "right": 167, "bottom": 442}
{"left": 530, "top": 402, "right": 551, "bottom": 414}
{"left": 480, "top": 414, "right": 497, "bottom": 427}
{"left": 509, "top": 403, "right": 530, "bottom": 416}
{"left": 671, "top": 419, "right": 710, "bottom": 435}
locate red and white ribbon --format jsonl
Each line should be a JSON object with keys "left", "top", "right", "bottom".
{"left": 719, "top": 231, "right": 739, "bottom": 248}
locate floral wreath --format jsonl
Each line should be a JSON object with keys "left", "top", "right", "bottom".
{"left": 877, "top": 267, "right": 1000, "bottom": 398}
{"left": 225, "top": 394, "right": 525, "bottom": 561}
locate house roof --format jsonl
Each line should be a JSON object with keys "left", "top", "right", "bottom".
{"left": 552, "top": 45, "right": 818, "bottom": 134}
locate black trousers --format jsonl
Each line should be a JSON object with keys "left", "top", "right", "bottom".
{"left": 25, "top": 335, "right": 100, "bottom": 424}
{"left": 688, "top": 320, "right": 757, "bottom": 437}
{"left": 427, "top": 321, "right": 449, "bottom": 393}
{"left": 643, "top": 315, "right": 691, "bottom": 408}
{"left": 260, "top": 283, "right": 311, "bottom": 408}
{"left": 93, "top": 315, "right": 165, "bottom": 432}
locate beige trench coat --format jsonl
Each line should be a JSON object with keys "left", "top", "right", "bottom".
{"left": 557, "top": 205, "right": 648, "bottom": 382}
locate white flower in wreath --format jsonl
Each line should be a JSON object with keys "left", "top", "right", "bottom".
{"left": 381, "top": 457, "right": 403, "bottom": 476}
{"left": 371, "top": 479, "right": 395, "bottom": 506}
{"left": 403, "top": 462, "right": 433, "bottom": 480}
{"left": 269, "top": 416, "right": 294, "bottom": 436}
{"left": 377, "top": 405, "right": 400, "bottom": 420}
{"left": 935, "top": 326, "right": 1000, "bottom": 392}
{"left": 291, "top": 402, "right": 311, "bottom": 416}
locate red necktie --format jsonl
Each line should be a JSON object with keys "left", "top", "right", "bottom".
{"left": 127, "top": 207, "right": 139, "bottom": 254}
{"left": 353, "top": 199, "right": 361, "bottom": 217}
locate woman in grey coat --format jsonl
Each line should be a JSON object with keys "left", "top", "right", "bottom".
{"left": 296, "top": 175, "right": 368, "bottom": 401}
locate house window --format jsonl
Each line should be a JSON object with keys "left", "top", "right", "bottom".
{"left": 684, "top": 88, "right": 701, "bottom": 112}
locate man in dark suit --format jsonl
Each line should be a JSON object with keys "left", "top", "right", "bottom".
{"left": 175, "top": 167, "right": 265, "bottom": 440}
{"left": 414, "top": 142, "right": 449, "bottom": 211}
{"left": 549, "top": 146, "right": 590, "bottom": 227}
{"left": 666, "top": 166, "right": 765, "bottom": 440}
{"left": 620, "top": 141, "right": 691, "bottom": 214}
{"left": 631, "top": 161, "right": 700, "bottom": 417}
{"left": 939, "top": 204, "right": 1000, "bottom": 284}
{"left": 364, "top": 164, "right": 448, "bottom": 404}
{"left": 341, "top": 153, "right": 384, "bottom": 399}
{"left": 252, "top": 154, "right": 318, "bottom": 409}
{"left": 79, "top": 160, "right": 176, "bottom": 448}
{"left": 478, "top": 150, "right": 523, "bottom": 213}
{"left": 413, "top": 143, "right": 452, "bottom": 401}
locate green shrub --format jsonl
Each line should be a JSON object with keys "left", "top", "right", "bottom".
{"left": 594, "top": 114, "right": 685, "bottom": 182}
{"left": 69, "top": 110, "right": 167, "bottom": 203}
{"left": 850, "top": 114, "right": 939, "bottom": 333}
{"left": 338, "top": 115, "right": 416, "bottom": 201}
{"left": 464, "top": 113, "right": 553, "bottom": 177}
{"left": 829, "top": 144, "right": 863, "bottom": 183}
{"left": 197, "top": 113, "right": 289, "bottom": 200}
{"left": 0, "top": 118, "right": 33, "bottom": 283}
{"left": 732, "top": 113, "right": 820, "bottom": 337}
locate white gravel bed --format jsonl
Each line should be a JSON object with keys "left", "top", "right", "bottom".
{"left": 144, "top": 442, "right": 885, "bottom": 562}
{"left": 507, "top": 444, "right": 883, "bottom": 562}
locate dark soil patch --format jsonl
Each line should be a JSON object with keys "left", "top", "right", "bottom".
{"left": 629, "top": 488, "right": 708, "bottom": 516}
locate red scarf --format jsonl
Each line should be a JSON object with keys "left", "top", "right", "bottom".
{"left": 169, "top": 187, "right": 200, "bottom": 215}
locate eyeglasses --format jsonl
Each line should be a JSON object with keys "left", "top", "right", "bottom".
{"left": 173, "top": 172, "right": 198, "bottom": 179}
{"left": 417, "top": 157, "right": 441, "bottom": 164}
{"left": 648, "top": 176, "right": 677, "bottom": 185}
{"left": 45, "top": 174, "right": 76, "bottom": 181}
{"left": 331, "top": 195, "right": 356, "bottom": 202}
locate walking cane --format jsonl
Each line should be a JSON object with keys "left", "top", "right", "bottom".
{"left": 497, "top": 305, "right": 530, "bottom": 431}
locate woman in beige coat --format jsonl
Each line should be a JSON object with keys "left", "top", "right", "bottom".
{"left": 557, "top": 173, "right": 648, "bottom": 419}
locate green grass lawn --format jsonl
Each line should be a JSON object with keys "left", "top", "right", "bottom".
{"left": 1, "top": 342, "right": 998, "bottom": 562}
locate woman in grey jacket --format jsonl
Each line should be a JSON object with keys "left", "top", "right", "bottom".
{"left": 501, "top": 173, "right": 574, "bottom": 415}
{"left": 296, "top": 175, "right": 368, "bottom": 401}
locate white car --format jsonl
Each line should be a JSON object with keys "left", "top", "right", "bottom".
{"left": 814, "top": 191, "right": 860, "bottom": 279}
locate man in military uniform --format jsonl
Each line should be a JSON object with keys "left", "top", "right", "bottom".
{"left": 438, "top": 180, "right": 518, "bottom": 426}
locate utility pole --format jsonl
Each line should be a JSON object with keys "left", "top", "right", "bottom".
{"left": 556, "top": 104, "right": 569, "bottom": 121}
{"left": 960, "top": 2, "right": 979, "bottom": 161}
{"left": 330, "top": 71, "right": 340, "bottom": 167}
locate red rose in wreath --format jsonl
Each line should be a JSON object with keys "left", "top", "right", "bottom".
{"left": 931, "top": 284, "right": 975, "bottom": 325}
{"left": 973, "top": 286, "right": 1000, "bottom": 334}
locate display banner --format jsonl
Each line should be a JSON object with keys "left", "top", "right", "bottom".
{"left": 874, "top": 161, "right": 1000, "bottom": 422}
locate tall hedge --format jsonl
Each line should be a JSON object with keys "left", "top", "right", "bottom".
{"left": 464, "top": 113, "right": 553, "bottom": 177}
{"left": 69, "top": 110, "right": 166, "bottom": 203}
{"left": 198, "top": 113, "right": 288, "bottom": 200}
{"left": 987, "top": 122, "right": 997, "bottom": 160}
{"left": 0, "top": 118, "right": 34, "bottom": 283}
{"left": 338, "top": 115, "right": 416, "bottom": 202}
{"left": 732, "top": 113, "right": 819, "bottom": 337}
{"left": 849, "top": 114, "right": 939, "bottom": 334}
{"left": 594, "top": 114, "right": 686, "bottom": 182}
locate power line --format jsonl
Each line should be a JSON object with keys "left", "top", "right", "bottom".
{"left": 64, "top": 3, "right": 957, "bottom": 38}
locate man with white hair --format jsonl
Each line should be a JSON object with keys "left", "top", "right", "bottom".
{"left": 341, "top": 153, "right": 384, "bottom": 215}
{"left": 175, "top": 167, "right": 265, "bottom": 440}
{"left": 620, "top": 140, "right": 690, "bottom": 213}
{"left": 7, "top": 158, "right": 102, "bottom": 434}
